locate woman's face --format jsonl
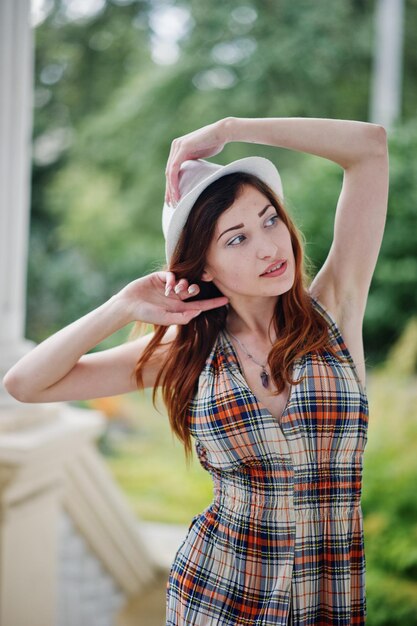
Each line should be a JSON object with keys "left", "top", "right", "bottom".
{"left": 201, "top": 184, "right": 295, "bottom": 299}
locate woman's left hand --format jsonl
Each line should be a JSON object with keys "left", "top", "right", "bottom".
{"left": 164, "top": 117, "right": 233, "bottom": 206}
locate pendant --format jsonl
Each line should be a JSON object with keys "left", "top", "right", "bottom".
{"left": 260, "top": 370, "right": 269, "bottom": 389}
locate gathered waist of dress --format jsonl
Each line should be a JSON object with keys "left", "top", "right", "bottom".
{"left": 211, "top": 473, "right": 362, "bottom": 520}
{"left": 213, "top": 488, "right": 362, "bottom": 521}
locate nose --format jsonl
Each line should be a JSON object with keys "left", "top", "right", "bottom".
{"left": 255, "top": 237, "right": 278, "bottom": 259}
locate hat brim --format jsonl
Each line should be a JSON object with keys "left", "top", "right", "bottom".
{"left": 163, "top": 156, "right": 284, "bottom": 265}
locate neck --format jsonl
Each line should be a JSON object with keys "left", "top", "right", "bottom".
{"left": 225, "top": 296, "right": 278, "bottom": 343}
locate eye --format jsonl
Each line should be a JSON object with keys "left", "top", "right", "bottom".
{"left": 227, "top": 234, "right": 245, "bottom": 247}
{"left": 266, "top": 214, "right": 280, "bottom": 226}
{"left": 226, "top": 214, "right": 280, "bottom": 247}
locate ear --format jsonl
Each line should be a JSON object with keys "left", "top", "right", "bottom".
{"left": 200, "top": 268, "right": 214, "bottom": 282}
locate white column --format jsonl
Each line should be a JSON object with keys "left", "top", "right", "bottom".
{"left": 370, "top": 0, "right": 404, "bottom": 129}
{"left": 0, "top": 0, "right": 36, "bottom": 408}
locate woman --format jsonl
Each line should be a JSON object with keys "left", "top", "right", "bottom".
{"left": 3, "top": 116, "right": 389, "bottom": 625}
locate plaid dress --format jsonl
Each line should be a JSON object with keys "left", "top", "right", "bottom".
{"left": 166, "top": 295, "right": 369, "bottom": 625}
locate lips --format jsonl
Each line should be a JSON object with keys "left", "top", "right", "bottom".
{"left": 260, "top": 259, "right": 287, "bottom": 276}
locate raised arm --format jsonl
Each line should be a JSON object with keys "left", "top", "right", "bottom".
{"left": 2, "top": 272, "right": 228, "bottom": 403}
{"left": 228, "top": 117, "right": 389, "bottom": 311}
{"left": 165, "top": 116, "right": 389, "bottom": 319}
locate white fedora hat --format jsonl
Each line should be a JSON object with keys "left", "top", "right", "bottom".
{"left": 162, "top": 156, "right": 284, "bottom": 265}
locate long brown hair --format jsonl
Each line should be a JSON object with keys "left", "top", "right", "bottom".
{"left": 130, "top": 172, "right": 347, "bottom": 464}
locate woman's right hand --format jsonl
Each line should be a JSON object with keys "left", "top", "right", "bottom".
{"left": 114, "top": 271, "right": 229, "bottom": 326}
{"left": 165, "top": 117, "right": 233, "bottom": 206}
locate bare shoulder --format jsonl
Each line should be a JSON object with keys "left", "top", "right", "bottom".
{"left": 308, "top": 278, "right": 368, "bottom": 390}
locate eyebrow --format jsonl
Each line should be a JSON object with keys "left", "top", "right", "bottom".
{"left": 217, "top": 204, "right": 274, "bottom": 242}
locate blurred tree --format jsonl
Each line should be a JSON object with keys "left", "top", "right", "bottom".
{"left": 30, "top": 0, "right": 154, "bottom": 336}
{"left": 28, "top": 0, "right": 417, "bottom": 369}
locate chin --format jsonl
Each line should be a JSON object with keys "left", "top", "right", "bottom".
{"left": 264, "top": 279, "right": 294, "bottom": 297}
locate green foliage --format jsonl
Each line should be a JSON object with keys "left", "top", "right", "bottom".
{"left": 366, "top": 569, "right": 417, "bottom": 626}
{"left": 33, "top": 0, "right": 151, "bottom": 137}
{"left": 362, "top": 371, "right": 417, "bottom": 624}
{"left": 28, "top": 0, "right": 417, "bottom": 363}
{"left": 382, "top": 316, "right": 417, "bottom": 376}
{"left": 183, "top": 0, "right": 376, "bottom": 119}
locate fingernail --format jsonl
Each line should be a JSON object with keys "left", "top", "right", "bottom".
{"left": 174, "top": 283, "right": 185, "bottom": 294}
{"left": 192, "top": 310, "right": 202, "bottom": 317}
{"left": 165, "top": 285, "right": 172, "bottom": 296}
{"left": 188, "top": 285, "right": 198, "bottom": 294}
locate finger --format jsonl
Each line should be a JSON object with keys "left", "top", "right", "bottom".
{"left": 179, "top": 295, "right": 229, "bottom": 312}
{"left": 165, "top": 141, "right": 181, "bottom": 205}
{"left": 160, "top": 271, "right": 176, "bottom": 297}
{"left": 170, "top": 166, "right": 181, "bottom": 205}
{"left": 165, "top": 142, "right": 178, "bottom": 205}
{"left": 167, "top": 149, "right": 183, "bottom": 204}
{"left": 173, "top": 278, "right": 189, "bottom": 296}
{"left": 164, "top": 184, "right": 169, "bottom": 205}
{"left": 184, "top": 283, "right": 200, "bottom": 297}
{"left": 156, "top": 270, "right": 174, "bottom": 284}
{"left": 203, "top": 296, "right": 230, "bottom": 311}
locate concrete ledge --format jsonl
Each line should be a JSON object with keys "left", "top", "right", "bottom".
{"left": 139, "top": 521, "right": 190, "bottom": 571}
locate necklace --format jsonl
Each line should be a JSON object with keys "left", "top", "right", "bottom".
{"left": 226, "top": 330, "right": 270, "bottom": 389}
